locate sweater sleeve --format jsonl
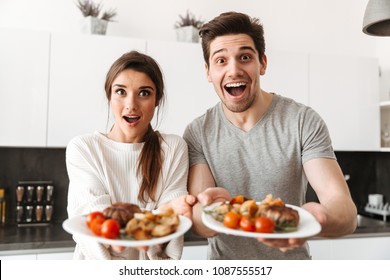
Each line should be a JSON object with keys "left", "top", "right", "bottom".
{"left": 66, "top": 136, "right": 114, "bottom": 259}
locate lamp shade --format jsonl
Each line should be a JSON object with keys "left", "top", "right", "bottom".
{"left": 363, "top": 0, "right": 390, "bottom": 36}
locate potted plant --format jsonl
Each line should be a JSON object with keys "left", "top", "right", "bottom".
{"left": 174, "top": 10, "right": 204, "bottom": 43}
{"left": 75, "top": 0, "right": 117, "bottom": 35}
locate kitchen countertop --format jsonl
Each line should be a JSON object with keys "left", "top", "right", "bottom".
{"left": 0, "top": 222, "right": 207, "bottom": 256}
{"left": 1, "top": 213, "right": 389, "bottom": 256}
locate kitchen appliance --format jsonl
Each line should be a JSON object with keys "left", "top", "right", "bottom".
{"left": 15, "top": 181, "right": 54, "bottom": 226}
{"left": 365, "top": 193, "right": 390, "bottom": 222}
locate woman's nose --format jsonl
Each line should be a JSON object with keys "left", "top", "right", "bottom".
{"left": 125, "top": 94, "right": 138, "bottom": 111}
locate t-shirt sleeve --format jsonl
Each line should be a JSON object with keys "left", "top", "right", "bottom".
{"left": 300, "top": 107, "right": 336, "bottom": 163}
{"left": 183, "top": 121, "right": 208, "bottom": 167}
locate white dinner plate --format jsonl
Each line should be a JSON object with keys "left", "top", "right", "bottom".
{"left": 202, "top": 202, "right": 321, "bottom": 239}
{"left": 62, "top": 214, "right": 192, "bottom": 247}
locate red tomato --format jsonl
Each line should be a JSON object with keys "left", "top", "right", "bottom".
{"left": 239, "top": 215, "right": 255, "bottom": 232}
{"left": 101, "top": 219, "right": 121, "bottom": 239}
{"left": 223, "top": 211, "right": 241, "bottom": 229}
{"left": 255, "top": 216, "right": 275, "bottom": 233}
{"left": 90, "top": 216, "right": 105, "bottom": 236}
{"left": 86, "top": 211, "right": 105, "bottom": 228}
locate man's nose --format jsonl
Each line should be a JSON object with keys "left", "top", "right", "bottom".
{"left": 227, "top": 60, "right": 243, "bottom": 77}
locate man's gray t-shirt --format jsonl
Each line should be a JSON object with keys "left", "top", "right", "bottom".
{"left": 183, "top": 94, "right": 336, "bottom": 260}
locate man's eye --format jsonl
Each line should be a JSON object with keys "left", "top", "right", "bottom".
{"left": 241, "top": 54, "right": 252, "bottom": 61}
{"left": 216, "top": 58, "right": 225, "bottom": 64}
{"left": 139, "top": 90, "right": 151, "bottom": 97}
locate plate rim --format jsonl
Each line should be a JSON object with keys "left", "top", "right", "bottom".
{"left": 201, "top": 202, "right": 321, "bottom": 239}
{"left": 62, "top": 214, "right": 192, "bottom": 247}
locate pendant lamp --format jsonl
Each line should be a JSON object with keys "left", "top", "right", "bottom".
{"left": 363, "top": 0, "right": 390, "bottom": 36}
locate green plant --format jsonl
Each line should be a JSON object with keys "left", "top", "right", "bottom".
{"left": 174, "top": 10, "right": 204, "bottom": 29}
{"left": 75, "top": 0, "right": 117, "bottom": 22}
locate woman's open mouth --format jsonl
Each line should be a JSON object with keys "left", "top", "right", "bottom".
{"left": 123, "top": 115, "right": 141, "bottom": 124}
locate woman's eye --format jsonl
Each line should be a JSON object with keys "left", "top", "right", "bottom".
{"left": 139, "top": 90, "right": 151, "bottom": 97}
{"left": 115, "top": 88, "right": 126, "bottom": 96}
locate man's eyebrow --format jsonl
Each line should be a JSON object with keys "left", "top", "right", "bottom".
{"left": 210, "top": 46, "right": 257, "bottom": 58}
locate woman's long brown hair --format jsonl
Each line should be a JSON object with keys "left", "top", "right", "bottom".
{"left": 104, "top": 51, "right": 165, "bottom": 203}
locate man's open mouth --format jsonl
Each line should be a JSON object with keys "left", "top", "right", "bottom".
{"left": 123, "top": 115, "right": 140, "bottom": 124}
{"left": 224, "top": 82, "right": 247, "bottom": 96}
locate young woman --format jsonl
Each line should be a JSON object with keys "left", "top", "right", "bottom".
{"left": 66, "top": 51, "right": 195, "bottom": 260}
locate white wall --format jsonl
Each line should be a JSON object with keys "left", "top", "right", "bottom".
{"left": 0, "top": 0, "right": 389, "bottom": 95}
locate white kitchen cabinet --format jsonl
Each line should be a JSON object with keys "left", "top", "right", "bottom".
{"left": 36, "top": 251, "right": 74, "bottom": 260}
{"left": 146, "top": 40, "right": 219, "bottom": 136}
{"left": 309, "top": 54, "right": 380, "bottom": 151}
{"left": 47, "top": 33, "right": 146, "bottom": 147}
{"left": 0, "top": 254, "right": 36, "bottom": 260}
{"left": 262, "top": 50, "right": 309, "bottom": 105}
{"left": 309, "top": 236, "right": 390, "bottom": 259}
{"left": 0, "top": 28, "right": 50, "bottom": 147}
{"left": 181, "top": 245, "right": 208, "bottom": 260}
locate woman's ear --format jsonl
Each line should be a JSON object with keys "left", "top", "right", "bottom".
{"left": 260, "top": 54, "right": 267, "bottom": 75}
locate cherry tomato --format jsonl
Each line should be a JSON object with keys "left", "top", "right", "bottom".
{"left": 239, "top": 215, "right": 255, "bottom": 232}
{"left": 229, "top": 195, "right": 246, "bottom": 205}
{"left": 101, "top": 219, "right": 121, "bottom": 239}
{"left": 223, "top": 211, "right": 241, "bottom": 229}
{"left": 255, "top": 216, "right": 275, "bottom": 233}
{"left": 86, "top": 211, "right": 105, "bottom": 228}
{"left": 90, "top": 215, "right": 105, "bottom": 236}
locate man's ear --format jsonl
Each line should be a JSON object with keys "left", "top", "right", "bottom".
{"left": 260, "top": 54, "right": 267, "bottom": 75}
{"left": 205, "top": 63, "right": 212, "bottom": 82}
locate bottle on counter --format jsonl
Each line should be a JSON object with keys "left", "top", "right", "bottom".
{"left": 0, "top": 188, "right": 5, "bottom": 224}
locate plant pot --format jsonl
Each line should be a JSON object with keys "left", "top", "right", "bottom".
{"left": 81, "top": 16, "right": 108, "bottom": 35}
{"left": 175, "top": 26, "right": 199, "bottom": 43}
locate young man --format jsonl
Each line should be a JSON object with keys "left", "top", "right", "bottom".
{"left": 183, "top": 12, "right": 357, "bottom": 260}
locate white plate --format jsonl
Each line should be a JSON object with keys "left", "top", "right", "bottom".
{"left": 202, "top": 202, "right": 321, "bottom": 239}
{"left": 62, "top": 214, "right": 192, "bottom": 247}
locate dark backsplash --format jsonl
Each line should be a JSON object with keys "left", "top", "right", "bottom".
{"left": 1, "top": 148, "right": 390, "bottom": 225}
{"left": 0, "top": 147, "right": 69, "bottom": 225}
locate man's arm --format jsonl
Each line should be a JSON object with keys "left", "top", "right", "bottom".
{"left": 303, "top": 157, "right": 357, "bottom": 237}
{"left": 188, "top": 163, "right": 230, "bottom": 237}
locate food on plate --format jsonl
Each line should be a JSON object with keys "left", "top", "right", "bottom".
{"left": 85, "top": 203, "right": 180, "bottom": 241}
{"left": 125, "top": 208, "right": 179, "bottom": 240}
{"left": 103, "top": 202, "right": 141, "bottom": 227}
{"left": 204, "top": 194, "right": 300, "bottom": 233}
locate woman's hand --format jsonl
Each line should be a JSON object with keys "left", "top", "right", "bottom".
{"left": 158, "top": 194, "right": 197, "bottom": 219}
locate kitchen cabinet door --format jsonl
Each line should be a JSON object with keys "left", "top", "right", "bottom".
{"left": 146, "top": 40, "right": 219, "bottom": 136}
{"left": 309, "top": 237, "right": 390, "bottom": 259}
{"left": 309, "top": 54, "right": 380, "bottom": 151}
{"left": 0, "top": 28, "right": 50, "bottom": 147}
{"left": 47, "top": 33, "right": 146, "bottom": 147}
{"left": 262, "top": 50, "right": 309, "bottom": 105}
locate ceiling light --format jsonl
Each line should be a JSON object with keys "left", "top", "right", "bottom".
{"left": 363, "top": 0, "right": 390, "bottom": 36}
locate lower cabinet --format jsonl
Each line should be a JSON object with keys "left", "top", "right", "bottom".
{"left": 309, "top": 236, "right": 390, "bottom": 259}
{"left": 0, "top": 249, "right": 74, "bottom": 260}
{"left": 181, "top": 245, "right": 208, "bottom": 260}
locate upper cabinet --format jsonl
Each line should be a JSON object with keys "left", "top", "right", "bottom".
{"left": 146, "top": 40, "right": 219, "bottom": 136}
{"left": 47, "top": 33, "right": 146, "bottom": 147}
{"left": 262, "top": 50, "right": 309, "bottom": 105}
{"left": 0, "top": 28, "right": 50, "bottom": 147}
{"left": 309, "top": 54, "right": 380, "bottom": 151}
{"left": 0, "top": 29, "right": 381, "bottom": 150}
